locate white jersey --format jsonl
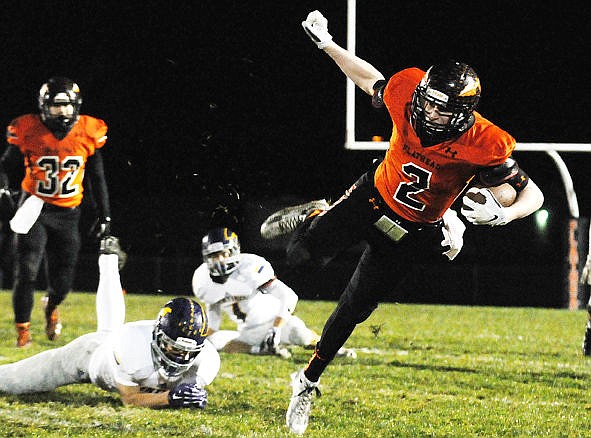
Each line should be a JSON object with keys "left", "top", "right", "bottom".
{"left": 0, "top": 320, "right": 220, "bottom": 396}
{"left": 192, "top": 253, "right": 276, "bottom": 331}
{"left": 0, "top": 254, "right": 222, "bottom": 396}
{"left": 89, "top": 320, "right": 220, "bottom": 393}
{"left": 191, "top": 253, "right": 317, "bottom": 349}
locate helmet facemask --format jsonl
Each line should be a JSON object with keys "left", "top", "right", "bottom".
{"left": 410, "top": 62, "right": 481, "bottom": 146}
{"left": 151, "top": 327, "right": 204, "bottom": 378}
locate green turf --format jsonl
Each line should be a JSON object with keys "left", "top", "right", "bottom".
{"left": 1, "top": 290, "right": 590, "bottom": 437}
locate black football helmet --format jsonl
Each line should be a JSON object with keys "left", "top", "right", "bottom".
{"left": 38, "top": 76, "right": 83, "bottom": 139}
{"left": 151, "top": 298, "right": 208, "bottom": 378}
{"left": 410, "top": 61, "right": 481, "bottom": 146}
{"left": 201, "top": 228, "right": 240, "bottom": 282}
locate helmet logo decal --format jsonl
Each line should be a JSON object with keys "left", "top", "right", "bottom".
{"left": 158, "top": 306, "right": 172, "bottom": 319}
{"left": 459, "top": 77, "right": 481, "bottom": 97}
{"left": 223, "top": 228, "right": 238, "bottom": 241}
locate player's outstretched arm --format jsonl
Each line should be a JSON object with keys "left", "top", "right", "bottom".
{"left": 302, "top": 10, "right": 385, "bottom": 96}
{"left": 117, "top": 384, "right": 170, "bottom": 408}
{"left": 117, "top": 383, "right": 208, "bottom": 409}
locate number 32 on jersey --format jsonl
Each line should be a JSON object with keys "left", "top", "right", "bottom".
{"left": 36, "top": 155, "right": 83, "bottom": 198}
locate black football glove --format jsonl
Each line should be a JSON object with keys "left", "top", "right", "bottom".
{"left": 260, "top": 327, "right": 281, "bottom": 354}
{"left": 97, "top": 216, "right": 112, "bottom": 238}
{"left": 168, "top": 383, "right": 208, "bottom": 409}
{"left": 90, "top": 216, "right": 112, "bottom": 240}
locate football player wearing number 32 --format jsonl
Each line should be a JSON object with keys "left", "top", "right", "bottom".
{"left": 0, "top": 77, "right": 115, "bottom": 348}
{"left": 260, "top": 10, "right": 545, "bottom": 435}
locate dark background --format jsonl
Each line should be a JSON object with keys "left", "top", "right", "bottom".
{"left": 1, "top": 2, "right": 589, "bottom": 307}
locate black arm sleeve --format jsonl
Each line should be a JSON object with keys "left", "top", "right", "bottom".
{"left": 478, "top": 157, "right": 529, "bottom": 193}
{"left": 0, "top": 145, "right": 22, "bottom": 174}
{"left": 0, "top": 145, "right": 24, "bottom": 189}
{"left": 85, "top": 150, "right": 111, "bottom": 218}
{"left": 371, "top": 80, "right": 387, "bottom": 108}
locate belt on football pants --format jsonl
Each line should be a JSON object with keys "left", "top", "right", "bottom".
{"left": 369, "top": 189, "right": 442, "bottom": 243}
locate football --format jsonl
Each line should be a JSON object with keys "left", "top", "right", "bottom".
{"left": 464, "top": 183, "right": 517, "bottom": 208}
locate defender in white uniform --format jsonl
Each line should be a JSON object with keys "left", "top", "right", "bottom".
{"left": 193, "top": 228, "right": 355, "bottom": 359}
{"left": 0, "top": 236, "right": 220, "bottom": 409}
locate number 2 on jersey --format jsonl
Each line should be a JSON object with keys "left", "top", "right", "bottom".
{"left": 393, "top": 162, "right": 431, "bottom": 211}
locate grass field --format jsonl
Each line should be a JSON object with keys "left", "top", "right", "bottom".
{"left": 1, "top": 290, "right": 590, "bottom": 437}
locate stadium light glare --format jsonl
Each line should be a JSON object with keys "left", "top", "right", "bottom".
{"left": 534, "top": 209, "right": 549, "bottom": 231}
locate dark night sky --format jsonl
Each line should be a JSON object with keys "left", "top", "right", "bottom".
{"left": 1, "top": 1, "right": 589, "bottom": 263}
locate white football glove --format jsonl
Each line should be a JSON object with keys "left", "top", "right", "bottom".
{"left": 581, "top": 254, "right": 591, "bottom": 285}
{"left": 260, "top": 326, "right": 282, "bottom": 354}
{"left": 301, "top": 10, "right": 333, "bottom": 49}
{"left": 461, "top": 187, "right": 509, "bottom": 226}
{"left": 441, "top": 209, "right": 466, "bottom": 261}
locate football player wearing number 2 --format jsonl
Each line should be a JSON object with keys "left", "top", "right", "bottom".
{"left": 0, "top": 77, "right": 115, "bottom": 348}
{"left": 261, "top": 11, "right": 545, "bottom": 435}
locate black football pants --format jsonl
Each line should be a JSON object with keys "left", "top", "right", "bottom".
{"left": 286, "top": 169, "right": 444, "bottom": 379}
{"left": 13, "top": 206, "right": 81, "bottom": 323}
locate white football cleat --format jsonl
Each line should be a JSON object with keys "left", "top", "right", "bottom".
{"left": 260, "top": 199, "right": 329, "bottom": 240}
{"left": 286, "top": 369, "right": 320, "bottom": 435}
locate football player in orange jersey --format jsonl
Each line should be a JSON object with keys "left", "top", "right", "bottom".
{"left": 260, "top": 11, "right": 545, "bottom": 435}
{"left": 0, "top": 77, "right": 116, "bottom": 348}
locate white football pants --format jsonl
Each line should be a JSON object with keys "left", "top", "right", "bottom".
{"left": 208, "top": 314, "right": 317, "bottom": 350}
{"left": 0, "top": 255, "right": 124, "bottom": 394}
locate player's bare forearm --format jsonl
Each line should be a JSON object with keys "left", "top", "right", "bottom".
{"left": 117, "top": 384, "right": 170, "bottom": 408}
{"left": 323, "top": 42, "right": 385, "bottom": 95}
{"left": 504, "top": 179, "right": 544, "bottom": 222}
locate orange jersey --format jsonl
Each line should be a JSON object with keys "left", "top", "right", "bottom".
{"left": 374, "top": 68, "right": 515, "bottom": 223}
{"left": 6, "top": 114, "right": 107, "bottom": 208}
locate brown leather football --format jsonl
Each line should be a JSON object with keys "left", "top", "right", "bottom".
{"left": 464, "top": 183, "right": 517, "bottom": 209}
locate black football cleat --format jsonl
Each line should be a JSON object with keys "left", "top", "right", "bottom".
{"left": 583, "top": 324, "right": 591, "bottom": 356}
